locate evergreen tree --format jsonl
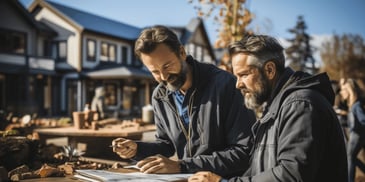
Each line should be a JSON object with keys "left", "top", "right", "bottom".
{"left": 285, "top": 16, "right": 317, "bottom": 74}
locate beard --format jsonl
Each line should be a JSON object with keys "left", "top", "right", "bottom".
{"left": 242, "top": 72, "right": 270, "bottom": 110}
{"left": 162, "top": 60, "right": 188, "bottom": 92}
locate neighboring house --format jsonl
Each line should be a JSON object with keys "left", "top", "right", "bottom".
{"left": 0, "top": 0, "right": 58, "bottom": 117}
{"left": 171, "top": 18, "right": 216, "bottom": 65}
{"left": 28, "top": 0, "right": 153, "bottom": 117}
{"left": 0, "top": 0, "right": 216, "bottom": 119}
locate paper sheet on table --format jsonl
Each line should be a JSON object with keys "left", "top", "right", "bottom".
{"left": 75, "top": 169, "right": 192, "bottom": 182}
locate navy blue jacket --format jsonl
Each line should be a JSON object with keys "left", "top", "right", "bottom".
{"left": 135, "top": 55, "right": 255, "bottom": 177}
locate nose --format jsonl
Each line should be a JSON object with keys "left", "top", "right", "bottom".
{"left": 236, "top": 78, "right": 245, "bottom": 89}
{"left": 159, "top": 70, "right": 169, "bottom": 81}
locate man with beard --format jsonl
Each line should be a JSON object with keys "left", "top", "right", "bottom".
{"left": 188, "top": 34, "right": 348, "bottom": 182}
{"left": 111, "top": 25, "right": 255, "bottom": 177}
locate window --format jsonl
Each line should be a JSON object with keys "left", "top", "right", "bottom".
{"left": 196, "top": 46, "right": 202, "bottom": 61}
{"left": 57, "top": 41, "right": 67, "bottom": 61}
{"left": 121, "top": 46, "right": 128, "bottom": 64}
{"left": 87, "top": 39, "right": 96, "bottom": 62}
{"left": 0, "top": 28, "right": 26, "bottom": 54}
{"left": 203, "top": 48, "right": 213, "bottom": 63}
{"left": 122, "top": 86, "right": 136, "bottom": 110}
{"left": 101, "top": 42, "right": 108, "bottom": 61}
{"left": 104, "top": 83, "right": 117, "bottom": 106}
{"left": 43, "top": 40, "right": 53, "bottom": 57}
{"left": 109, "top": 44, "right": 116, "bottom": 61}
{"left": 188, "top": 44, "right": 195, "bottom": 58}
{"left": 100, "top": 42, "right": 116, "bottom": 62}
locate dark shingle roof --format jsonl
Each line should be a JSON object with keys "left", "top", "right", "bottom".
{"left": 47, "top": 1, "right": 141, "bottom": 40}
{"left": 82, "top": 63, "right": 152, "bottom": 79}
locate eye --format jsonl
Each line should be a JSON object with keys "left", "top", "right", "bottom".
{"left": 237, "top": 72, "right": 249, "bottom": 78}
{"left": 151, "top": 70, "right": 160, "bottom": 75}
{"left": 162, "top": 63, "right": 170, "bottom": 70}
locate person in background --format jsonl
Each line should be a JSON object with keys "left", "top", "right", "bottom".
{"left": 91, "top": 86, "right": 106, "bottom": 120}
{"left": 331, "top": 79, "right": 349, "bottom": 139}
{"left": 112, "top": 25, "right": 255, "bottom": 177}
{"left": 189, "top": 34, "right": 348, "bottom": 182}
{"left": 340, "top": 78, "right": 365, "bottom": 182}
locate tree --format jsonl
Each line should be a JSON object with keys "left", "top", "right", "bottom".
{"left": 285, "top": 16, "right": 317, "bottom": 74}
{"left": 320, "top": 34, "right": 365, "bottom": 84}
{"left": 188, "top": 0, "right": 253, "bottom": 72}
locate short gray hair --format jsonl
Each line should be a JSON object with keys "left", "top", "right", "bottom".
{"left": 228, "top": 34, "right": 285, "bottom": 72}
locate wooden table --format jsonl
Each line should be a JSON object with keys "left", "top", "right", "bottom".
{"left": 34, "top": 123, "right": 156, "bottom": 160}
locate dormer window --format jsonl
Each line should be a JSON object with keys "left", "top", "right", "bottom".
{"left": 57, "top": 41, "right": 67, "bottom": 62}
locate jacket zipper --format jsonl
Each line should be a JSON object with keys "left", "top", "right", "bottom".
{"left": 186, "top": 90, "right": 196, "bottom": 157}
{"left": 166, "top": 89, "right": 196, "bottom": 157}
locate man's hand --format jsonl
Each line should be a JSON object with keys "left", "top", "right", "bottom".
{"left": 188, "top": 171, "right": 222, "bottom": 182}
{"left": 137, "top": 154, "right": 181, "bottom": 174}
{"left": 111, "top": 138, "right": 137, "bottom": 159}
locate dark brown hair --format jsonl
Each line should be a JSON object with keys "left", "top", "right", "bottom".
{"left": 134, "top": 25, "right": 182, "bottom": 59}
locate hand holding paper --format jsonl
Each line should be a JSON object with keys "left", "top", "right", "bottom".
{"left": 137, "top": 154, "right": 181, "bottom": 174}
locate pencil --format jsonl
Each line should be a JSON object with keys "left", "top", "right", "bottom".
{"left": 109, "top": 145, "right": 130, "bottom": 149}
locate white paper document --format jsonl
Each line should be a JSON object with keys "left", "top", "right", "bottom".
{"left": 74, "top": 169, "right": 192, "bottom": 182}
{"left": 122, "top": 164, "right": 141, "bottom": 170}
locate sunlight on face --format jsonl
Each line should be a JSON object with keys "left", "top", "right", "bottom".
{"left": 339, "top": 83, "right": 350, "bottom": 102}
{"left": 244, "top": 72, "right": 269, "bottom": 110}
{"left": 140, "top": 44, "right": 187, "bottom": 91}
{"left": 162, "top": 60, "right": 188, "bottom": 91}
{"left": 232, "top": 54, "right": 270, "bottom": 110}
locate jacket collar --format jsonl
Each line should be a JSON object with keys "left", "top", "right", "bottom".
{"left": 260, "top": 68, "right": 334, "bottom": 124}
{"left": 154, "top": 55, "right": 199, "bottom": 101}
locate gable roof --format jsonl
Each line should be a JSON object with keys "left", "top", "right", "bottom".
{"left": 171, "top": 18, "right": 216, "bottom": 61}
{"left": 28, "top": 1, "right": 216, "bottom": 63}
{"left": 30, "top": 0, "right": 141, "bottom": 41}
{"left": 4, "top": 0, "right": 56, "bottom": 35}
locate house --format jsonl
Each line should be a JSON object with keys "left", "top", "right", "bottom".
{"left": 0, "top": 0, "right": 58, "bottom": 117}
{"left": 0, "top": 0, "right": 216, "bottom": 119}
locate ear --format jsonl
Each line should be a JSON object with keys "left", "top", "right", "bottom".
{"left": 180, "top": 46, "right": 187, "bottom": 58}
{"left": 264, "top": 61, "right": 276, "bottom": 80}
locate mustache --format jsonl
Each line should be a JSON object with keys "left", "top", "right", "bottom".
{"left": 240, "top": 89, "right": 249, "bottom": 95}
{"left": 161, "top": 76, "right": 177, "bottom": 85}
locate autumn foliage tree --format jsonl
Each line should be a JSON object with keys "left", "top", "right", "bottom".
{"left": 320, "top": 34, "right": 365, "bottom": 79}
{"left": 188, "top": 0, "right": 253, "bottom": 71}
{"left": 320, "top": 34, "right": 365, "bottom": 88}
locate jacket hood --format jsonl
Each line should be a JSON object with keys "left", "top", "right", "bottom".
{"left": 264, "top": 68, "right": 335, "bottom": 121}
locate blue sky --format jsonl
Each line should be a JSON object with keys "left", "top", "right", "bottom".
{"left": 20, "top": 0, "right": 365, "bottom": 45}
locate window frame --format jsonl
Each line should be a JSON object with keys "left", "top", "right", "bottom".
{"left": 57, "top": 40, "right": 67, "bottom": 62}
{"left": 86, "top": 39, "right": 96, "bottom": 62}
{"left": 0, "top": 28, "right": 26, "bottom": 55}
{"left": 100, "top": 41, "right": 116, "bottom": 62}
{"left": 120, "top": 45, "right": 128, "bottom": 65}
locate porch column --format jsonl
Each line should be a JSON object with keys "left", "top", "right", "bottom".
{"left": 145, "top": 81, "right": 150, "bottom": 105}
{"left": 45, "top": 76, "right": 52, "bottom": 116}
{"left": 77, "top": 80, "right": 82, "bottom": 111}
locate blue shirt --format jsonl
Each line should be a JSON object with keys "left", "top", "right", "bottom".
{"left": 173, "top": 90, "right": 189, "bottom": 125}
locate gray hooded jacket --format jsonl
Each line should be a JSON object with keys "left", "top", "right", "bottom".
{"left": 229, "top": 68, "right": 348, "bottom": 182}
